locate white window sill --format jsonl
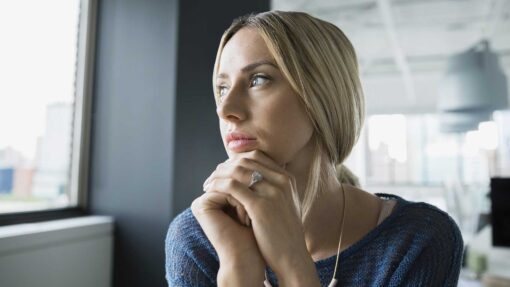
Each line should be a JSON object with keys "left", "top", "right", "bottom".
{"left": 0, "top": 216, "right": 114, "bottom": 255}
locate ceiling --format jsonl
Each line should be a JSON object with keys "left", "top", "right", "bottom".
{"left": 271, "top": 0, "right": 510, "bottom": 74}
{"left": 271, "top": 0, "right": 510, "bottom": 113}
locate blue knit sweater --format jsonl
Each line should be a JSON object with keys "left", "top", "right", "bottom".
{"left": 165, "top": 193, "right": 464, "bottom": 286}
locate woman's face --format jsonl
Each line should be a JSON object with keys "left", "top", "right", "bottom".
{"left": 216, "top": 28, "right": 315, "bottom": 166}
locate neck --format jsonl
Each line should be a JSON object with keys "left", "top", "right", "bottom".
{"left": 302, "top": 176, "right": 344, "bottom": 258}
{"left": 284, "top": 155, "right": 345, "bottom": 259}
{"left": 282, "top": 138, "right": 345, "bottom": 259}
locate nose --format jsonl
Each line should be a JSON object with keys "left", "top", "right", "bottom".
{"left": 216, "top": 84, "right": 247, "bottom": 122}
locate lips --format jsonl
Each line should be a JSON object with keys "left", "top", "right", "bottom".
{"left": 226, "top": 131, "right": 255, "bottom": 143}
{"left": 226, "top": 131, "right": 257, "bottom": 152}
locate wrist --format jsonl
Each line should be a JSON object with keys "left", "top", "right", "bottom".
{"left": 275, "top": 253, "right": 321, "bottom": 287}
{"left": 218, "top": 261, "right": 266, "bottom": 287}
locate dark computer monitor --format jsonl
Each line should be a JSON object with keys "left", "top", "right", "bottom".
{"left": 490, "top": 177, "right": 510, "bottom": 247}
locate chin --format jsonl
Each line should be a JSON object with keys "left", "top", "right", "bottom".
{"left": 225, "top": 148, "right": 285, "bottom": 165}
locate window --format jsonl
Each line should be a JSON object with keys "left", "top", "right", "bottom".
{"left": 0, "top": 0, "right": 96, "bottom": 216}
{"left": 359, "top": 113, "right": 508, "bottom": 186}
{"left": 345, "top": 111, "right": 509, "bottom": 238}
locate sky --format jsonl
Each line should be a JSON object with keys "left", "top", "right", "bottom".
{"left": 0, "top": 0, "right": 80, "bottom": 160}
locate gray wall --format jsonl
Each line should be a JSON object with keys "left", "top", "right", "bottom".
{"left": 89, "top": 0, "right": 268, "bottom": 286}
{"left": 172, "top": 0, "right": 269, "bottom": 217}
{"left": 90, "top": 0, "right": 177, "bottom": 286}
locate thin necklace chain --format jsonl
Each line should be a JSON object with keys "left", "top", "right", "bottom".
{"left": 263, "top": 183, "right": 347, "bottom": 287}
{"left": 327, "top": 183, "right": 346, "bottom": 287}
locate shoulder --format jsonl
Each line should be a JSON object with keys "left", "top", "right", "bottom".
{"left": 165, "top": 208, "right": 219, "bottom": 286}
{"left": 351, "top": 192, "right": 465, "bottom": 257}
{"left": 376, "top": 194, "right": 464, "bottom": 285}
{"left": 375, "top": 193, "right": 463, "bottom": 249}
{"left": 387, "top": 194, "right": 463, "bottom": 245}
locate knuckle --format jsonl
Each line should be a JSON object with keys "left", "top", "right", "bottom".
{"left": 246, "top": 198, "right": 261, "bottom": 212}
{"left": 190, "top": 196, "right": 203, "bottom": 212}
{"left": 266, "top": 187, "right": 279, "bottom": 198}
{"left": 226, "top": 178, "right": 237, "bottom": 189}
{"left": 205, "top": 179, "right": 216, "bottom": 191}
{"left": 233, "top": 165, "right": 245, "bottom": 175}
{"left": 190, "top": 199, "right": 197, "bottom": 210}
{"left": 238, "top": 157, "right": 251, "bottom": 166}
{"left": 250, "top": 149, "right": 260, "bottom": 157}
{"left": 275, "top": 173, "right": 289, "bottom": 185}
{"left": 216, "top": 162, "right": 225, "bottom": 170}
{"left": 253, "top": 151, "right": 264, "bottom": 161}
{"left": 243, "top": 167, "right": 253, "bottom": 178}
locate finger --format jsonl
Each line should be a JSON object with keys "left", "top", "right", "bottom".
{"left": 244, "top": 150, "right": 287, "bottom": 172}
{"left": 237, "top": 150, "right": 296, "bottom": 188}
{"left": 204, "top": 163, "right": 274, "bottom": 226}
{"left": 203, "top": 158, "right": 232, "bottom": 189}
{"left": 204, "top": 180, "right": 252, "bottom": 226}
{"left": 212, "top": 158, "right": 289, "bottom": 189}
{"left": 191, "top": 193, "right": 240, "bottom": 245}
{"left": 213, "top": 179, "right": 287, "bottom": 225}
{"left": 228, "top": 195, "right": 251, "bottom": 226}
{"left": 206, "top": 150, "right": 290, "bottom": 190}
{"left": 192, "top": 191, "right": 250, "bottom": 227}
{"left": 205, "top": 178, "right": 256, "bottom": 213}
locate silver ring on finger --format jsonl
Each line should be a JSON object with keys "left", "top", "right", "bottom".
{"left": 249, "top": 170, "right": 263, "bottom": 188}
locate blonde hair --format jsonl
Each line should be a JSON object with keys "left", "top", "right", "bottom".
{"left": 213, "top": 11, "right": 364, "bottom": 221}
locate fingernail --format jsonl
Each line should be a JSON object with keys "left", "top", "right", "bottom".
{"left": 203, "top": 182, "right": 210, "bottom": 192}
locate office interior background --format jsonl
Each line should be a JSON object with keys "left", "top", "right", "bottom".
{"left": 0, "top": 0, "right": 509, "bottom": 286}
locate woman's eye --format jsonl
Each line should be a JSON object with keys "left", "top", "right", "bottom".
{"left": 250, "top": 75, "right": 269, "bottom": 87}
{"left": 218, "top": 86, "right": 228, "bottom": 98}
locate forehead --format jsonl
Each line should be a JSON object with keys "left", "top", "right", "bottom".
{"left": 218, "top": 28, "right": 274, "bottom": 74}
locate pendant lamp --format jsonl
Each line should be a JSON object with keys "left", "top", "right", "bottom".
{"left": 438, "top": 40, "right": 508, "bottom": 133}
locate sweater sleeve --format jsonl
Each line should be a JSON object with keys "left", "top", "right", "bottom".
{"left": 398, "top": 208, "right": 464, "bottom": 287}
{"left": 165, "top": 248, "right": 212, "bottom": 287}
{"left": 165, "top": 209, "right": 218, "bottom": 287}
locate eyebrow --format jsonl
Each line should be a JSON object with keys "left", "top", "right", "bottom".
{"left": 217, "top": 59, "right": 278, "bottom": 79}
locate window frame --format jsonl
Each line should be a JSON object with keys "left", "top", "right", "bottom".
{"left": 0, "top": 0, "right": 98, "bottom": 226}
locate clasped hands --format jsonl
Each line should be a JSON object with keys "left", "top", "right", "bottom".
{"left": 191, "top": 150, "right": 320, "bottom": 286}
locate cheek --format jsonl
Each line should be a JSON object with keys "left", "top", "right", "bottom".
{"left": 267, "top": 95, "right": 313, "bottom": 138}
{"left": 263, "top": 102, "right": 314, "bottom": 163}
{"left": 278, "top": 118, "right": 313, "bottom": 149}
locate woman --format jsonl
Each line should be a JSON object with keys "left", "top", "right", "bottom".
{"left": 166, "top": 11, "right": 463, "bottom": 287}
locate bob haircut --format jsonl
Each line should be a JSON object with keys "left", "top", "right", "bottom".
{"left": 213, "top": 11, "right": 365, "bottom": 221}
